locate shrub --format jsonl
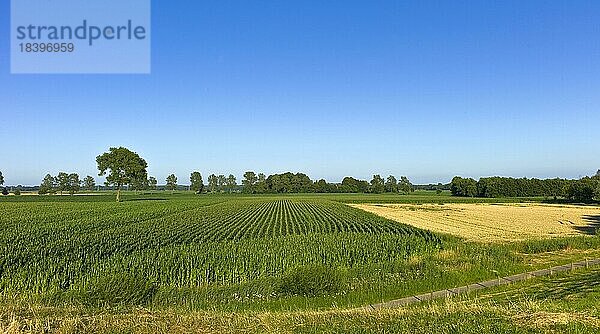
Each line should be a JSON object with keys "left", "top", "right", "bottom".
{"left": 278, "top": 265, "right": 345, "bottom": 296}
{"left": 1, "top": 187, "right": 8, "bottom": 196}
{"left": 13, "top": 188, "right": 21, "bottom": 196}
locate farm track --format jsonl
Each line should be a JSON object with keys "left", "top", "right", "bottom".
{"left": 360, "top": 258, "right": 600, "bottom": 310}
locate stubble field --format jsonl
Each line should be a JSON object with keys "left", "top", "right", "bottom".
{"left": 352, "top": 203, "right": 600, "bottom": 242}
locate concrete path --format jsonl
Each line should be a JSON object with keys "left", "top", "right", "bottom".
{"left": 361, "top": 258, "right": 600, "bottom": 310}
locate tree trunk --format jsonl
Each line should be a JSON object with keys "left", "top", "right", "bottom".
{"left": 116, "top": 185, "right": 121, "bottom": 202}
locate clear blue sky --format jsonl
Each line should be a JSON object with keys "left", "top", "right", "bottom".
{"left": 2, "top": 1, "right": 599, "bottom": 186}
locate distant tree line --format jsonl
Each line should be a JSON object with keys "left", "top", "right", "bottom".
{"left": 240, "top": 172, "right": 414, "bottom": 194}
{"left": 451, "top": 172, "right": 600, "bottom": 203}
{"left": 16, "top": 146, "right": 598, "bottom": 203}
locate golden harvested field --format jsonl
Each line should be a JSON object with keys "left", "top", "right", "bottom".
{"left": 351, "top": 203, "right": 600, "bottom": 243}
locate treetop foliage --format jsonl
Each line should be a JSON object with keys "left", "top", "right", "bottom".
{"left": 97, "top": 147, "right": 148, "bottom": 187}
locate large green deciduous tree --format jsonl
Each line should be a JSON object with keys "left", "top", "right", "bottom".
{"left": 190, "top": 171, "right": 204, "bottom": 193}
{"left": 96, "top": 147, "right": 148, "bottom": 202}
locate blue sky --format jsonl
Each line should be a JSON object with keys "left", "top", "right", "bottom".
{"left": 1, "top": 1, "right": 599, "bottom": 185}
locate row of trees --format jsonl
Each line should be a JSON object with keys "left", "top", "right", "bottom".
{"left": 14, "top": 144, "right": 416, "bottom": 201}
{"left": 93, "top": 169, "right": 414, "bottom": 196}
{"left": 207, "top": 174, "right": 237, "bottom": 193}
{"left": 103, "top": 168, "right": 415, "bottom": 196}
{"left": 38, "top": 173, "right": 96, "bottom": 195}
{"left": 451, "top": 172, "right": 600, "bottom": 203}
{"left": 240, "top": 172, "right": 414, "bottom": 194}
{"left": 10, "top": 145, "right": 598, "bottom": 203}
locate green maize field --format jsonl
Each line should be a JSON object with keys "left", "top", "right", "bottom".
{"left": 0, "top": 194, "right": 443, "bottom": 307}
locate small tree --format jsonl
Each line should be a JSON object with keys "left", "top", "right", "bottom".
{"left": 83, "top": 176, "right": 96, "bottom": 191}
{"left": 14, "top": 185, "right": 22, "bottom": 196}
{"left": 398, "top": 176, "right": 414, "bottom": 194}
{"left": 242, "top": 171, "right": 258, "bottom": 194}
{"left": 96, "top": 147, "right": 148, "bottom": 202}
{"left": 226, "top": 174, "right": 237, "bottom": 193}
{"left": 217, "top": 175, "right": 227, "bottom": 192}
{"left": 370, "top": 175, "right": 385, "bottom": 194}
{"left": 56, "top": 172, "right": 69, "bottom": 195}
{"left": 1, "top": 187, "right": 8, "bottom": 196}
{"left": 148, "top": 176, "right": 157, "bottom": 190}
{"left": 39, "top": 174, "right": 56, "bottom": 195}
{"left": 166, "top": 174, "right": 178, "bottom": 192}
{"left": 68, "top": 173, "right": 80, "bottom": 195}
{"left": 256, "top": 173, "right": 267, "bottom": 193}
{"left": 207, "top": 174, "right": 218, "bottom": 192}
{"left": 190, "top": 171, "right": 204, "bottom": 193}
{"left": 385, "top": 175, "right": 398, "bottom": 193}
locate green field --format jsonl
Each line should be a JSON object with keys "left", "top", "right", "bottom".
{"left": 1, "top": 192, "right": 599, "bottom": 333}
